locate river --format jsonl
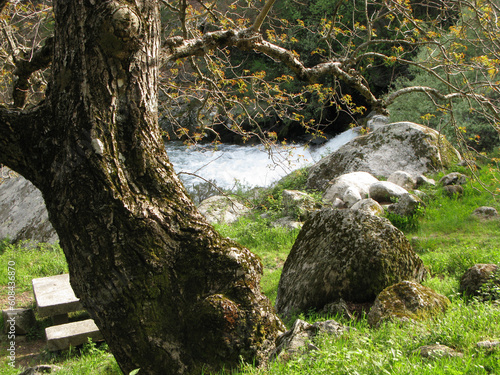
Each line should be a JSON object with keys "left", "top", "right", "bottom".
{"left": 165, "top": 128, "right": 359, "bottom": 190}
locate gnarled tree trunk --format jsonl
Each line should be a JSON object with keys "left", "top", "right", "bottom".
{"left": 1, "top": 1, "right": 283, "bottom": 374}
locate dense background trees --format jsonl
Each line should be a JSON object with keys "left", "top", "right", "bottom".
{"left": 157, "top": 0, "right": 499, "bottom": 151}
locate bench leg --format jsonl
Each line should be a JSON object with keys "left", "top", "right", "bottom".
{"left": 52, "top": 314, "right": 69, "bottom": 325}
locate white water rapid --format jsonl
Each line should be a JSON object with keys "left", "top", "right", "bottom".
{"left": 165, "top": 128, "right": 360, "bottom": 190}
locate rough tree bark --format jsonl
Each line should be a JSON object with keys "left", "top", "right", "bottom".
{"left": 1, "top": 1, "right": 283, "bottom": 374}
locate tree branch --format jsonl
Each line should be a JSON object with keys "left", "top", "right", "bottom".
{"left": 162, "top": 28, "right": 385, "bottom": 112}
{"left": 0, "top": 104, "right": 52, "bottom": 184}
{"left": 384, "top": 86, "right": 500, "bottom": 119}
{"left": 0, "top": 0, "right": 8, "bottom": 14}
{"left": 12, "top": 37, "right": 53, "bottom": 108}
{"left": 252, "top": 0, "right": 276, "bottom": 32}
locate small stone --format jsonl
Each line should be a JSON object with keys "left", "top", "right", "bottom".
{"left": 416, "top": 175, "right": 436, "bottom": 187}
{"left": 472, "top": 206, "right": 498, "bottom": 218}
{"left": 459, "top": 264, "right": 499, "bottom": 299}
{"left": 282, "top": 190, "right": 317, "bottom": 220}
{"left": 443, "top": 185, "right": 464, "bottom": 197}
{"left": 413, "top": 344, "right": 463, "bottom": 359}
{"left": 343, "top": 186, "right": 362, "bottom": 207}
{"left": 476, "top": 340, "right": 500, "bottom": 349}
{"left": 439, "top": 172, "right": 468, "bottom": 186}
{"left": 350, "top": 198, "right": 384, "bottom": 216}
{"left": 271, "top": 216, "right": 303, "bottom": 230}
{"left": 387, "top": 193, "right": 424, "bottom": 217}
{"left": 198, "top": 195, "right": 249, "bottom": 224}
{"left": 271, "top": 319, "right": 352, "bottom": 362}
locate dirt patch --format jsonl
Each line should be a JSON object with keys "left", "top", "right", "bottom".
{"left": 1, "top": 337, "right": 48, "bottom": 369}
{"left": 0, "top": 289, "right": 35, "bottom": 310}
{"left": 1, "top": 290, "right": 50, "bottom": 371}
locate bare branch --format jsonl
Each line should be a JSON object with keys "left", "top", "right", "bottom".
{"left": 384, "top": 86, "right": 500, "bottom": 120}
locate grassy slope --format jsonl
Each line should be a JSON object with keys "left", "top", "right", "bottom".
{"left": 0, "top": 160, "right": 499, "bottom": 374}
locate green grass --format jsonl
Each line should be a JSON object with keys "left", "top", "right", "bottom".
{"left": 0, "top": 240, "right": 68, "bottom": 296}
{"left": 214, "top": 214, "right": 299, "bottom": 305}
{"left": 1, "top": 160, "right": 499, "bottom": 375}
{"left": 241, "top": 300, "right": 500, "bottom": 375}
{"left": 412, "top": 163, "right": 500, "bottom": 282}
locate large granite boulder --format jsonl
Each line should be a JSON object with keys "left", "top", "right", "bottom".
{"left": 307, "top": 122, "right": 461, "bottom": 191}
{"left": 0, "top": 174, "right": 58, "bottom": 244}
{"left": 367, "top": 281, "right": 450, "bottom": 327}
{"left": 275, "top": 209, "right": 427, "bottom": 317}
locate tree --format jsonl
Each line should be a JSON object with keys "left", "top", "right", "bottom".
{"left": 1, "top": 1, "right": 499, "bottom": 374}
{"left": 1, "top": 2, "right": 284, "bottom": 374}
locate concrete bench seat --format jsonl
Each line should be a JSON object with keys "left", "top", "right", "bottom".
{"left": 46, "top": 319, "right": 103, "bottom": 351}
{"left": 32, "top": 274, "right": 104, "bottom": 351}
{"left": 32, "top": 274, "right": 83, "bottom": 324}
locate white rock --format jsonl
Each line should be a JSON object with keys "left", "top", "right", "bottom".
{"left": 198, "top": 195, "right": 249, "bottom": 224}
{"left": 369, "top": 181, "right": 408, "bottom": 203}
{"left": 323, "top": 172, "right": 379, "bottom": 206}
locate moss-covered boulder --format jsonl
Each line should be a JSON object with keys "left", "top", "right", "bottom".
{"left": 275, "top": 209, "right": 427, "bottom": 318}
{"left": 306, "top": 122, "right": 461, "bottom": 191}
{"left": 459, "top": 264, "right": 500, "bottom": 300}
{"left": 367, "top": 281, "right": 450, "bottom": 327}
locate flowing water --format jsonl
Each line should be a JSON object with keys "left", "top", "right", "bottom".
{"left": 165, "top": 128, "right": 359, "bottom": 190}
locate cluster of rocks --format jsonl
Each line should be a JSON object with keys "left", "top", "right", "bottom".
{"left": 273, "top": 264, "right": 500, "bottom": 361}
{"left": 306, "top": 122, "right": 461, "bottom": 191}
{"left": 266, "top": 122, "right": 499, "bottom": 362}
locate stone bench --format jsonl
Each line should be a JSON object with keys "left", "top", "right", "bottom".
{"left": 45, "top": 319, "right": 103, "bottom": 351}
{"left": 32, "top": 274, "right": 103, "bottom": 351}
{"left": 32, "top": 274, "right": 83, "bottom": 324}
